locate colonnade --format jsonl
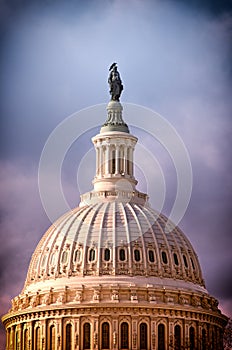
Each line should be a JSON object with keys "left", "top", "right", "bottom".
{"left": 5, "top": 314, "right": 224, "bottom": 350}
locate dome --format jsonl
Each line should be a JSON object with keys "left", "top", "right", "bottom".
{"left": 25, "top": 202, "right": 205, "bottom": 295}
{"left": 3, "top": 67, "right": 227, "bottom": 350}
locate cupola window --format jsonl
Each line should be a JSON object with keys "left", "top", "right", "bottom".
{"left": 173, "top": 253, "right": 179, "bottom": 266}
{"left": 112, "top": 149, "right": 116, "bottom": 174}
{"left": 104, "top": 248, "right": 111, "bottom": 261}
{"left": 183, "top": 254, "right": 188, "bottom": 268}
{"left": 161, "top": 251, "right": 168, "bottom": 264}
{"left": 119, "top": 248, "right": 126, "bottom": 261}
{"left": 89, "top": 248, "right": 96, "bottom": 262}
{"left": 134, "top": 249, "right": 141, "bottom": 262}
{"left": 148, "top": 250, "right": 155, "bottom": 263}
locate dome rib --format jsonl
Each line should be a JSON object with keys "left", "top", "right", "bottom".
{"left": 112, "top": 201, "right": 116, "bottom": 273}
{"left": 97, "top": 203, "right": 110, "bottom": 274}
{"left": 126, "top": 203, "right": 148, "bottom": 273}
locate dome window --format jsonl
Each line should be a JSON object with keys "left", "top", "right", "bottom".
{"left": 61, "top": 251, "right": 68, "bottom": 264}
{"left": 50, "top": 253, "right": 57, "bottom": 266}
{"left": 148, "top": 250, "right": 155, "bottom": 263}
{"left": 161, "top": 251, "right": 168, "bottom": 264}
{"left": 104, "top": 248, "right": 111, "bottom": 262}
{"left": 89, "top": 248, "right": 96, "bottom": 262}
{"left": 173, "top": 253, "right": 179, "bottom": 266}
{"left": 134, "top": 249, "right": 141, "bottom": 262}
{"left": 119, "top": 248, "right": 126, "bottom": 261}
{"left": 190, "top": 257, "right": 195, "bottom": 270}
{"left": 183, "top": 254, "right": 188, "bottom": 268}
{"left": 74, "top": 249, "right": 82, "bottom": 263}
{"left": 41, "top": 255, "right": 47, "bottom": 268}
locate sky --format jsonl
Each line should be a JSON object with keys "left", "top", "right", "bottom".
{"left": 0, "top": 0, "right": 232, "bottom": 347}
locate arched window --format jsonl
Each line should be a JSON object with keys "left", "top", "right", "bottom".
{"left": 15, "top": 331, "right": 18, "bottom": 350}
{"left": 202, "top": 329, "right": 207, "bottom": 350}
{"left": 104, "top": 248, "right": 110, "bottom": 262}
{"left": 24, "top": 329, "right": 29, "bottom": 350}
{"left": 189, "top": 327, "right": 195, "bottom": 350}
{"left": 161, "top": 251, "right": 168, "bottom": 264}
{"left": 49, "top": 325, "right": 55, "bottom": 350}
{"left": 121, "top": 322, "right": 129, "bottom": 349}
{"left": 102, "top": 322, "right": 110, "bottom": 349}
{"left": 173, "top": 253, "right": 179, "bottom": 266}
{"left": 134, "top": 249, "right": 141, "bottom": 262}
{"left": 158, "top": 324, "right": 165, "bottom": 350}
{"left": 112, "top": 149, "right": 116, "bottom": 174}
{"left": 83, "top": 323, "right": 91, "bottom": 349}
{"left": 140, "top": 323, "right": 148, "bottom": 350}
{"left": 174, "top": 325, "right": 181, "bottom": 350}
{"left": 35, "top": 327, "right": 41, "bottom": 350}
{"left": 61, "top": 251, "right": 68, "bottom": 264}
{"left": 148, "top": 250, "right": 155, "bottom": 263}
{"left": 89, "top": 249, "right": 95, "bottom": 262}
{"left": 190, "top": 257, "right": 195, "bottom": 270}
{"left": 74, "top": 249, "right": 81, "bottom": 263}
{"left": 66, "top": 324, "right": 72, "bottom": 350}
{"left": 212, "top": 330, "right": 215, "bottom": 350}
{"left": 119, "top": 248, "right": 126, "bottom": 261}
{"left": 183, "top": 255, "right": 188, "bottom": 268}
{"left": 50, "top": 253, "right": 56, "bottom": 266}
{"left": 41, "top": 255, "right": 47, "bottom": 268}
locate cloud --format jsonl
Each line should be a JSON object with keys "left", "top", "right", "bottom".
{"left": 0, "top": 0, "right": 232, "bottom": 346}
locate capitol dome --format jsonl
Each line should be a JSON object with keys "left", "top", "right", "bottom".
{"left": 25, "top": 202, "right": 205, "bottom": 293}
{"left": 2, "top": 66, "right": 227, "bottom": 350}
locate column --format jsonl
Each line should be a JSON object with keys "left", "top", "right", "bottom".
{"left": 93, "top": 318, "right": 99, "bottom": 350}
{"left": 128, "top": 147, "right": 133, "bottom": 176}
{"left": 6, "top": 328, "right": 10, "bottom": 350}
{"left": 132, "top": 319, "right": 137, "bottom": 349}
{"left": 11, "top": 326, "right": 15, "bottom": 350}
{"left": 105, "top": 145, "right": 110, "bottom": 175}
{"left": 124, "top": 146, "right": 127, "bottom": 175}
{"left": 99, "top": 145, "right": 103, "bottom": 177}
{"left": 74, "top": 318, "right": 80, "bottom": 350}
{"left": 96, "top": 146, "right": 99, "bottom": 176}
{"left": 115, "top": 146, "right": 119, "bottom": 174}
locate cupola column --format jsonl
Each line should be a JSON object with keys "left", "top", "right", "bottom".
{"left": 115, "top": 145, "right": 120, "bottom": 174}
{"left": 105, "top": 144, "right": 110, "bottom": 175}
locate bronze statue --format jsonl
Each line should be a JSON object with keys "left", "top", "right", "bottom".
{"left": 108, "top": 63, "right": 123, "bottom": 101}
